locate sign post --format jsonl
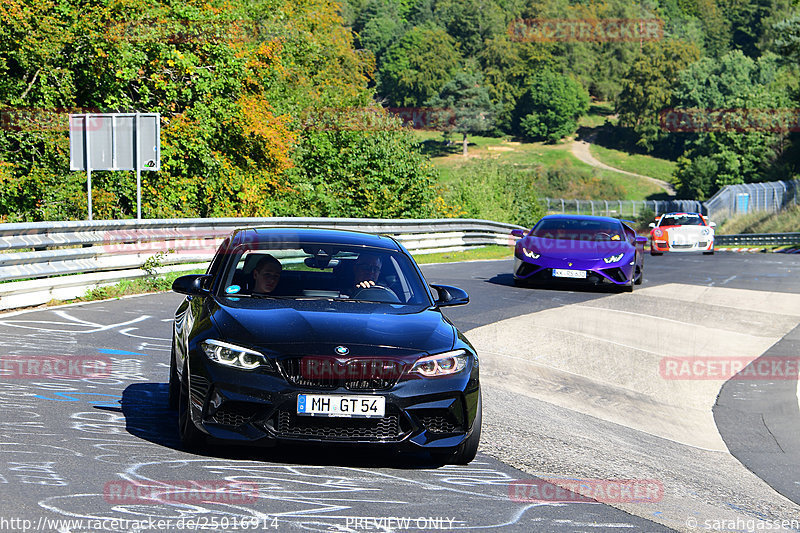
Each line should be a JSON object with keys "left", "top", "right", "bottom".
{"left": 69, "top": 113, "right": 160, "bottom": 220}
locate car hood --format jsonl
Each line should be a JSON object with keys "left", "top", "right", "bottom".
{"left": 522, "top": 236, "right": 630, "bottom": 261}
{"left": 207, "top": 298, "right": 455, "bottom": 358}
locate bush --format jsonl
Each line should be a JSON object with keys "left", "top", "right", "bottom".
{"left": 441, "top": 160, "right": 544, "bottom": 226}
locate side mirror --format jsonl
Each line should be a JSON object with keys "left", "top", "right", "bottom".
{"left": 648, "top": 223, "right": 655, "bottom": 228}
{"left": 635, "top": 236, "right": 648, "bottom": 244}
{"left": 430, "top": 284, "right": 469, "bottom": 307}
{"left": 172, "top": 275, "right": 211, "bottom": 296}
{"left": 510, "top": 229, "right": 526, "bottom": 238}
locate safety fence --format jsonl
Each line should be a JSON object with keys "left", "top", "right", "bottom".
{"left": 544, "top": 198, "right": 704, "bottom": 218}
{"left": 0, "top": 217, "right": 522, "bottom": 311}
{"left": 705, "top": 180, "right": 799, "bottom": 222}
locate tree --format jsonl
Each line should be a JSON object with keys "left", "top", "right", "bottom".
{"left": 378, "top": 26, "right": 462, "bottom": 107}
{"left": 513, "top": 71, "right": 589, "bottom": 143}
{"left": 671, "top": 51, "right": 793, "bottom": 197}
{"left": 426, "top": 71, "right": 497, "bottom": 155}
{"left": 353, "top": 0, "right": 406, "bottom": 63}
{"left": 287, "top": 111, "right": 440, "bottom": 218}
{"left": 478, "top": 36, "right": 555, "bottom": 134}
{"left": 615, "top": 39, "right": 701, "bottom": 152}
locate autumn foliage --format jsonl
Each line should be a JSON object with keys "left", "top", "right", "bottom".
{"left": 0, "top": 0, "right": 440, "bottom": 221}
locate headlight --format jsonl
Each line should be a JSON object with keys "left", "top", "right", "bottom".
{"left": 410, "top": 350, "right": 470, "bottom": 377}
{"left": 201, "top": 340, "right": 272, "bottom": 371}
{"left": 603, "top": 253, "right": 624, "bottom": 264}
{"left": 701, "top": 228, "right": 710, "bottom": 235}
{"left": 522, "top": 248, "right": 540, "bottom": 259}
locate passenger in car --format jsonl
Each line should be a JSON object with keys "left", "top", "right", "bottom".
{"left": 252, "top": 254, "right": 282, "bottom": 294}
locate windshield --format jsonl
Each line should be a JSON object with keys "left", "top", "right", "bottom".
{"left": 530, "top": 218, "right": 624, "bottom": 242}
{"left": 659, "top": 214, "right": 705, "bottom": 226}
{"left": 217, "top": 244, "right": 429, "bottom": 305}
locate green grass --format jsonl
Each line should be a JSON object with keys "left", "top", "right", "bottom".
{"left": 413, "top": 245, "right": 513, "bottom": 264}
{"left": 428, "top": 134, "right": 667, "bottom": 201}
{"left": 578, "top": 102, "right": 617, "bottom": 128}
{"left": 716, "top": 204, "right": 800, "bottom": 235}
{"left": 588, "top": 144, "right": 677, "bottom": 184}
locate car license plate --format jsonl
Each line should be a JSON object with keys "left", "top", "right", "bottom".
{"left": 297, "top": 394, "right": 385, "bottom": 418}
{"left": 553, "top": 269, "right": 586, "bottom": 279}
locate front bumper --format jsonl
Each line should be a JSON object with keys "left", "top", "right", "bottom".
{"left": 513, "top": 256, "right": 634, "bottom": 286}
{"left": 650, "top": 238, "right": 713, "bottom": 252}
{"left": 185, "top": 353, "right": 480, "bottom": 451}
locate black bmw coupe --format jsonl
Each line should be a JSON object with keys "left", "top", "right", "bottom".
{"left": 169, "top": 227, "right": 481, "bottom": 463}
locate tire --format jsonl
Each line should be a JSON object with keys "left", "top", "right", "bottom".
{"left": 650, "top": 251, "right": 663, "bottom": 256}
{"left": 178, "top": 364, "right": 205, "bottom": 450}
{"left": 168, "top": 343, "right": 180, "bottom": 410}
{"left": 703, "top": 250, "right": 714, "bottom": 255}
{"left": 451, "top": 392, "right": 482, "bottom": 465}
{"left": 634, "top": 266, "right": 643, "bottom": 285}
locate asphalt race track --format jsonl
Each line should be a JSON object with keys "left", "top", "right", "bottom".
{"left": 0, "top": 251, "right": 799, "bottom": 532}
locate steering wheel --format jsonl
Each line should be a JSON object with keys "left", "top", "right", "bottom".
{"left": 350, "top": 285, "right": 401, "bottom": 303}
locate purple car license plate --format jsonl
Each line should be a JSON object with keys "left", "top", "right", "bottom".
{"left": 553, "top": 269, "right": 586, "bottom": 279}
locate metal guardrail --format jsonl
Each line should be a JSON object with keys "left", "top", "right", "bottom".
{"left": 0, "top": 217, "right": 522, "bottom": 311}
{"left": 714, "top": 232, "right": 800, "bottom": 246}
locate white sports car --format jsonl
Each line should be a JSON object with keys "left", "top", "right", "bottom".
{"left": 649, "top": 212, "right": 715, "bottom": 255}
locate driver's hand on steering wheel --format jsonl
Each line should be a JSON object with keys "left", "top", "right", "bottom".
{"left": 355, "top": 280, "right": 377, "bottom": 289}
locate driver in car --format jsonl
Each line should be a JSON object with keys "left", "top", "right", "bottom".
{"left": 353, "top": 253, "right": 382, "bottom": 291}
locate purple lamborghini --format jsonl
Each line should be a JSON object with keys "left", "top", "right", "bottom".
{"left": 511, "top": 214, "right": 647, "bottom": 292}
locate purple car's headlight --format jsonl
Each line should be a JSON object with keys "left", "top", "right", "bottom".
{"left": 603, "top": 253, "right": 625, "bottom": 264}
{"left": 522, "top": 247, "right": 540, "bottom": 259}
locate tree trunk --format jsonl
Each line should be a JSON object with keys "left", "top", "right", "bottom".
{"left": 462, "top": 133, "right": 468, "bottom": 156}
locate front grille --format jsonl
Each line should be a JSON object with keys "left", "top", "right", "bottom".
{"left": 419, "top": 414, "right": 461, "bottom": 434}
{"left": 277, "top": 411, "right": 402, "bottom": 441}
{"left": 672, "top": 244, "right": 694, "bottom": 249}
{"left": 209, "top": 401, "right": 262, "bottom": 427}
{"left": 278, "top": 358, "right": 404, "bottom": 391}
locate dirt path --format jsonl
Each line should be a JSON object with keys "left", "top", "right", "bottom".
{"left": 570, "top": 137, "right": 677, "bottom": 196}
